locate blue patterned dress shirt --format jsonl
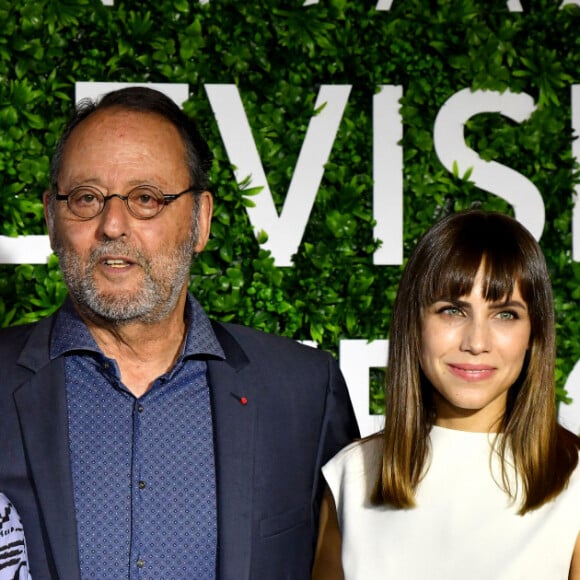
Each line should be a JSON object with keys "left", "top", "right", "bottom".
{"left": 50, "top": 296, "right": 225, "bottom": 579}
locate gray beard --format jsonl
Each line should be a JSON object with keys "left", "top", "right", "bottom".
{"left": 54, "top": 230, "right": 198, "bottom": 326}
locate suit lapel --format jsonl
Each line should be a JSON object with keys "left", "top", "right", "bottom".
{"left": 209, "top": 322, "right": 257, "bottom": 580}
{"left": 11, "top": 317, "right": 257, "bottom": 580}
{"left": 14, "top": 322, "right": 81, "bottom": 580}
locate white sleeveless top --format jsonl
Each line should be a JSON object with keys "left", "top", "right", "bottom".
{"left": 323, "top": 426, "right": 580, "bottom": 580}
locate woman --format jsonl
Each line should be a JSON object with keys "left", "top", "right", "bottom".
{"left": 313, "top": 210, "right": 580, "bottom": 580}
{"left": 0, "top": 493, "right": 31, "bottom": 579}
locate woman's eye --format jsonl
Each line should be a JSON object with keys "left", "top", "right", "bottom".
{"left": 496, "top": 310, "right": 517, "bottom": 320}
{"left": 438, "top": 305, "right": 462, "bottom": 316}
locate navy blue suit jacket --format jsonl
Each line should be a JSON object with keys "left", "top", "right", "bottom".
{"left": 0, "top": 312, "right": 359, "bottom": 579}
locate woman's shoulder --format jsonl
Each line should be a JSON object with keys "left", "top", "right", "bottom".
{"left": 323, "top": 435, "right": 382, "bottom": 488}
{"left": 326, "top": 434, "right": 382, "bottom": 465}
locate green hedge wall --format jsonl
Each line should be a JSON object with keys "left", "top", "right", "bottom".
{"left": 1, "top": 0, "right": 579, "bottom": 410}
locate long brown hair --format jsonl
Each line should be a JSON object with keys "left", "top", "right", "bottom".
{"left": 372, "top": 210, "right": 579, "bottom": 514}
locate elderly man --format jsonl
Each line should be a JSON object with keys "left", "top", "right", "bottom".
{"left": 0, "top": 87, "right": 358, "bottom": 579}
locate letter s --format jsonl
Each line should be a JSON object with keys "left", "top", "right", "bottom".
{"left": 434, "top": 88, "right": 543, "bottom": 240}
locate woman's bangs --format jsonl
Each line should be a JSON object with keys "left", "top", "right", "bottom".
{"left": 421, "top": 246, "right": 523, "bottom": 305}
{"left": 480, "top": 255, "right": 522, "bottom": 302}
{"left": 421, "top": 249, "right": 483, "bottom": 305}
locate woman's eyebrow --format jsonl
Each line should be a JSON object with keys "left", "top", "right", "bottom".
{"left": 491, "top": 299, "right": 528, "bottom": 310}
{"left": 433, "top": 297, "right": 468, "bottom": 306}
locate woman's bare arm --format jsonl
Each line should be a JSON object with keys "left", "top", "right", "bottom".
{"left": 312, "top": 486, "right": 344, "bottom": 580}
{"left": 570, "top": 531, "right": 580, "bottom": 579}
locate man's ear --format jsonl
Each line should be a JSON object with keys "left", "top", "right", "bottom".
{"left": 43, "top": 190, "right": 56, "bottom": 250}
{"left": 194, "top": 190, "right": 213, "bottom": 254}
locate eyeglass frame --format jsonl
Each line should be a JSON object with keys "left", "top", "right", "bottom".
{"left": 54, "top": 184, "right": 201, "bottom": 220}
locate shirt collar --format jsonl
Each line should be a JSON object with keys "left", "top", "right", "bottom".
{"left": 50, "top": 295, "right": 225, "bottom": 361}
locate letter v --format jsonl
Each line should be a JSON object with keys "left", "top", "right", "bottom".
{"left": 205, "top": 84, "right": 351, "bottom": 266}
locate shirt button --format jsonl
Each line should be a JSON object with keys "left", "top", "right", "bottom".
{"left": 136, "top": 559, "right": 145, "bottom": 568}
{"left": 138, "top": 405, "right": 144, "bottom": 413}
{"left": 103, "top": 362, "right": 110, "bottom": 369}
{"left": 138, "top": 481, "right": 146, "bottom": 490}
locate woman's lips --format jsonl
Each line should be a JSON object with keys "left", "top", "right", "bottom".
{"left": 447, "top": 363, "right": 496, "bottom": 381}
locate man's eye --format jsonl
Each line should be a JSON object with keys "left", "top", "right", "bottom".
{"left": 132, "top": 188, "right": 161, "bottom": 207}
{"left": 73, "top": 191, "right": 100, "bottom": 205}
{"left": 136, "top": 194, "right": 154, "bottom": 205}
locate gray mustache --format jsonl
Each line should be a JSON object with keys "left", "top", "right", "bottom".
{"left": 89, "top": 242, "right": 146, "bottom": 265}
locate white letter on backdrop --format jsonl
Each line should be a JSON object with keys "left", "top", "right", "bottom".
{"left": 434, "top": 88, "right": 544, "bottom": 240}
{"left": 339, "top": 339, "right": 387, "bottom": 437}
{"left": 303, "top": 0, "right": 392, "bottom": 8}
{"left": 205, "top": 84, "right": 351, "bottom": 266}
{"left": 0, "top": 236, "right": 53, "bottom": 265}
{"left": 571, "top": 86, "right": 580, "bottom": 260}
{"left": 559, "top": 359, "right": 580, "bottom": 434}
{"left": 374, "top": 85, "right": 403, "bottom": 265}
{"left": 507, "top": 0, "right": 523, "bottom": 11}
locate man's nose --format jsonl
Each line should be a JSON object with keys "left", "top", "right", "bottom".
{"left": 97, "top": 195, "right": 132, "bottom": 239}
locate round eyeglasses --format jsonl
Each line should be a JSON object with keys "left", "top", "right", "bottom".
{"left": 55, "top": 185, "right": 197, "bottom": 220}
